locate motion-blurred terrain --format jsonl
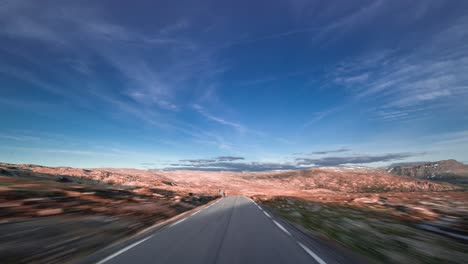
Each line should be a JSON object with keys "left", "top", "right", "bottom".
{"left": 0, "top": 163, "right": 217, "bottom": 263}
{"left": 385, "top": 159, "right": 468, "bottom": 185}
{"left": 1, "top": 161, "right": 467, "bottom": 263}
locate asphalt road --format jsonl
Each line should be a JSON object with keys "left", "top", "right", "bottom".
{"left": 94, "top": 196, "right": 361, "bottom": 264}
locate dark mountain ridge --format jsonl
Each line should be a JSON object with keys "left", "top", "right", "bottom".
{"left": 385, "top": 159, "right": 468, "bottom": 184}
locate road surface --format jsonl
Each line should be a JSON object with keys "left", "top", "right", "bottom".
{"left": 92, "top": 196, "right": 362, "bottom": 264}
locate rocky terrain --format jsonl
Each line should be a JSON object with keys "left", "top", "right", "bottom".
{"left": 159, "top": 165, "right": 468, "bottom": 264}
{"left": 385, "top": 159, "right": 468, "bottom": 185}
{"left": 1, "top": 162, "right": 467, "bottom": 263}
{"left": 259, "top": 194, "right": 467, "bottom": 264}
{"left": 0, "top": 163, "right": 217, "bottom": 263}
{"left": 4, "top": 162, "right": 459, "bottom": 196}
{"left": 156, "top": 167, "right": 460, "bottom": 197}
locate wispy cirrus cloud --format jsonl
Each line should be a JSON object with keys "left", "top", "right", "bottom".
{"left": 0, "top": 134, "right": 40, "bottom": 142}
{"left": 179, "top": 156, "right": 244, "bottom": 164}
{"left": 166, "top": 151, "right": 422, "bottom": 171}
{"left": 140, "top": 163, "right": 156, "bottom": 166}
{"left": 308, "top": 148, "right": 351, "bottom": 155}
{"left": 0, "top": 1, "right": 235, "bottom": 147}
{"left": 295, "top": 152, "right": 423, "bottom": 167}
{"left": 424, "top": 130, "right": 468, "bottom": 147}
{"left": 2, "top": 146, "right": 124, "bottom": 157}
{"left": 164, "top": 161, "right": 298, "bottom": 172}
{"left": 193, "top": 104, "right": 246, "bottom": 133}
{"left": 166, "top": 155, "right": 298, "bottom": 171}
{"left": 179, "top": 159, "right": 217, "bottom": 164}
{"left": 2, "top": 1, "right": 467, "bottom": 168}
{"left": 334, "top": 73, "right": 369, "bottom": 85}
{"left": 0, "top": 64, "right": 66, "bottom": 96}
{"left": 221, "top": 26, "right": 321, "bottom": 49}
{"left": 329, "top": 15, "right": 468, "bottom": 122}
{"left": 216, "top": 156, "right": 245, "bottom": 162}
{"left": 302, "top": 106, "right": 341, "bottom": 128}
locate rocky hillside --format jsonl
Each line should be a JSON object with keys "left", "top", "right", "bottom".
{"left": 0, "top": 163, "right": 217, "bottom": 263}
{"left": 1, "top": 162, "right": 461, "bottom": 196}
{"left": 385, "top": 160, "right": 468, "bottom": 184}
{"left": 0, "top": 163, "right": 171, "bottom": 189}
{"left": 243, "top": 167, "right": 459, "bottom": 193}
{"left": 1, "top": 162, "right": 464, "bottom": 264}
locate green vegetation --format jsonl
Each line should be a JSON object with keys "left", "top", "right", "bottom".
{"left": 264, "top": 198, "right": 467, "bottom": 264}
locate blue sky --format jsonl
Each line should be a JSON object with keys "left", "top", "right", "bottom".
{"left": 1, "top": 0, "right": 468, "bottom": 170}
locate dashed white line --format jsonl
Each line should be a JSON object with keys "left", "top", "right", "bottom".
{"left": 96, "top": 235, "right": 153, "bottom": 264}
{"left": 273, "top": 220, "right": 291, "bottom": 236}
{"left": 263, "top": 211, "right": 271, "bottom": 218}
{"left": 170, "top": 218, "right": 186, "bottom": 227}
{"left": 297, "top": 242, "right": 327, "bottom": 264}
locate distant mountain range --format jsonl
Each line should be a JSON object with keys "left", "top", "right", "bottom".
{"left": 384, "top": 159, "right": 468, "bottom": 184}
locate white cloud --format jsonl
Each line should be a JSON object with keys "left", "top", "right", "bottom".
{"left": 303, "top": 106, "right": 340, "bottom": 128}
{"left": 193, "top": 104, "right": 246, "bottom": 133}
{"left": 330, "top": 16, "right": 468, "bottom": 122}
{"left": 428, "top": 130, "right": 468, "bottom": 146}
{"left": 334, "top": 73, "right": 369, "bottom": 84}
{"left": 0, "top": 0, "right": 234, "bottom": 145}
{"left": 0, "top": 134, "right": 40, "bottom": 142}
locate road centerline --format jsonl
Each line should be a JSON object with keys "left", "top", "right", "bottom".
{"left": 92, "top": 196, "right": 334, "bottom": 264}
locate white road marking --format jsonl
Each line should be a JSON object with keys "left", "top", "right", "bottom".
{"left": 263, "top": 211, "right": 271, "bottom": 218}
{"left": 297, "top": 242, "right": 327, "bottom": 264}
{"left": 96, "top": 236, "right": 153, "bottom": 264}
{"left": 192, "top": 211, "right": 200, "bottom": 216}
{"left": 273, "top": 220, "right": 291, "bottom": 236}
{"left": 170, "top": 218, "right": 186, "bottom": 227}
{"left": 247, "top": 197, "right": 258, "bottom": 206}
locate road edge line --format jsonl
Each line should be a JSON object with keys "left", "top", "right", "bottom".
{"left": 297, "top": 242, "right": 327, "bottom": 264}
{"left": 170, "top": 218, "right": 186, "bottom": 227}
{"left": 96, "top": 236, "right": 153, "bottom": 264}
{"left": 76, "top": 197, "right": 222, "bottom": 264}
{"left": 273, "top": 220, "right": 292, "bottom": 236}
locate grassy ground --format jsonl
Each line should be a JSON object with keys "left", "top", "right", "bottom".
{"left": 262, "top": 197, "right": 468, "bottom": 264}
